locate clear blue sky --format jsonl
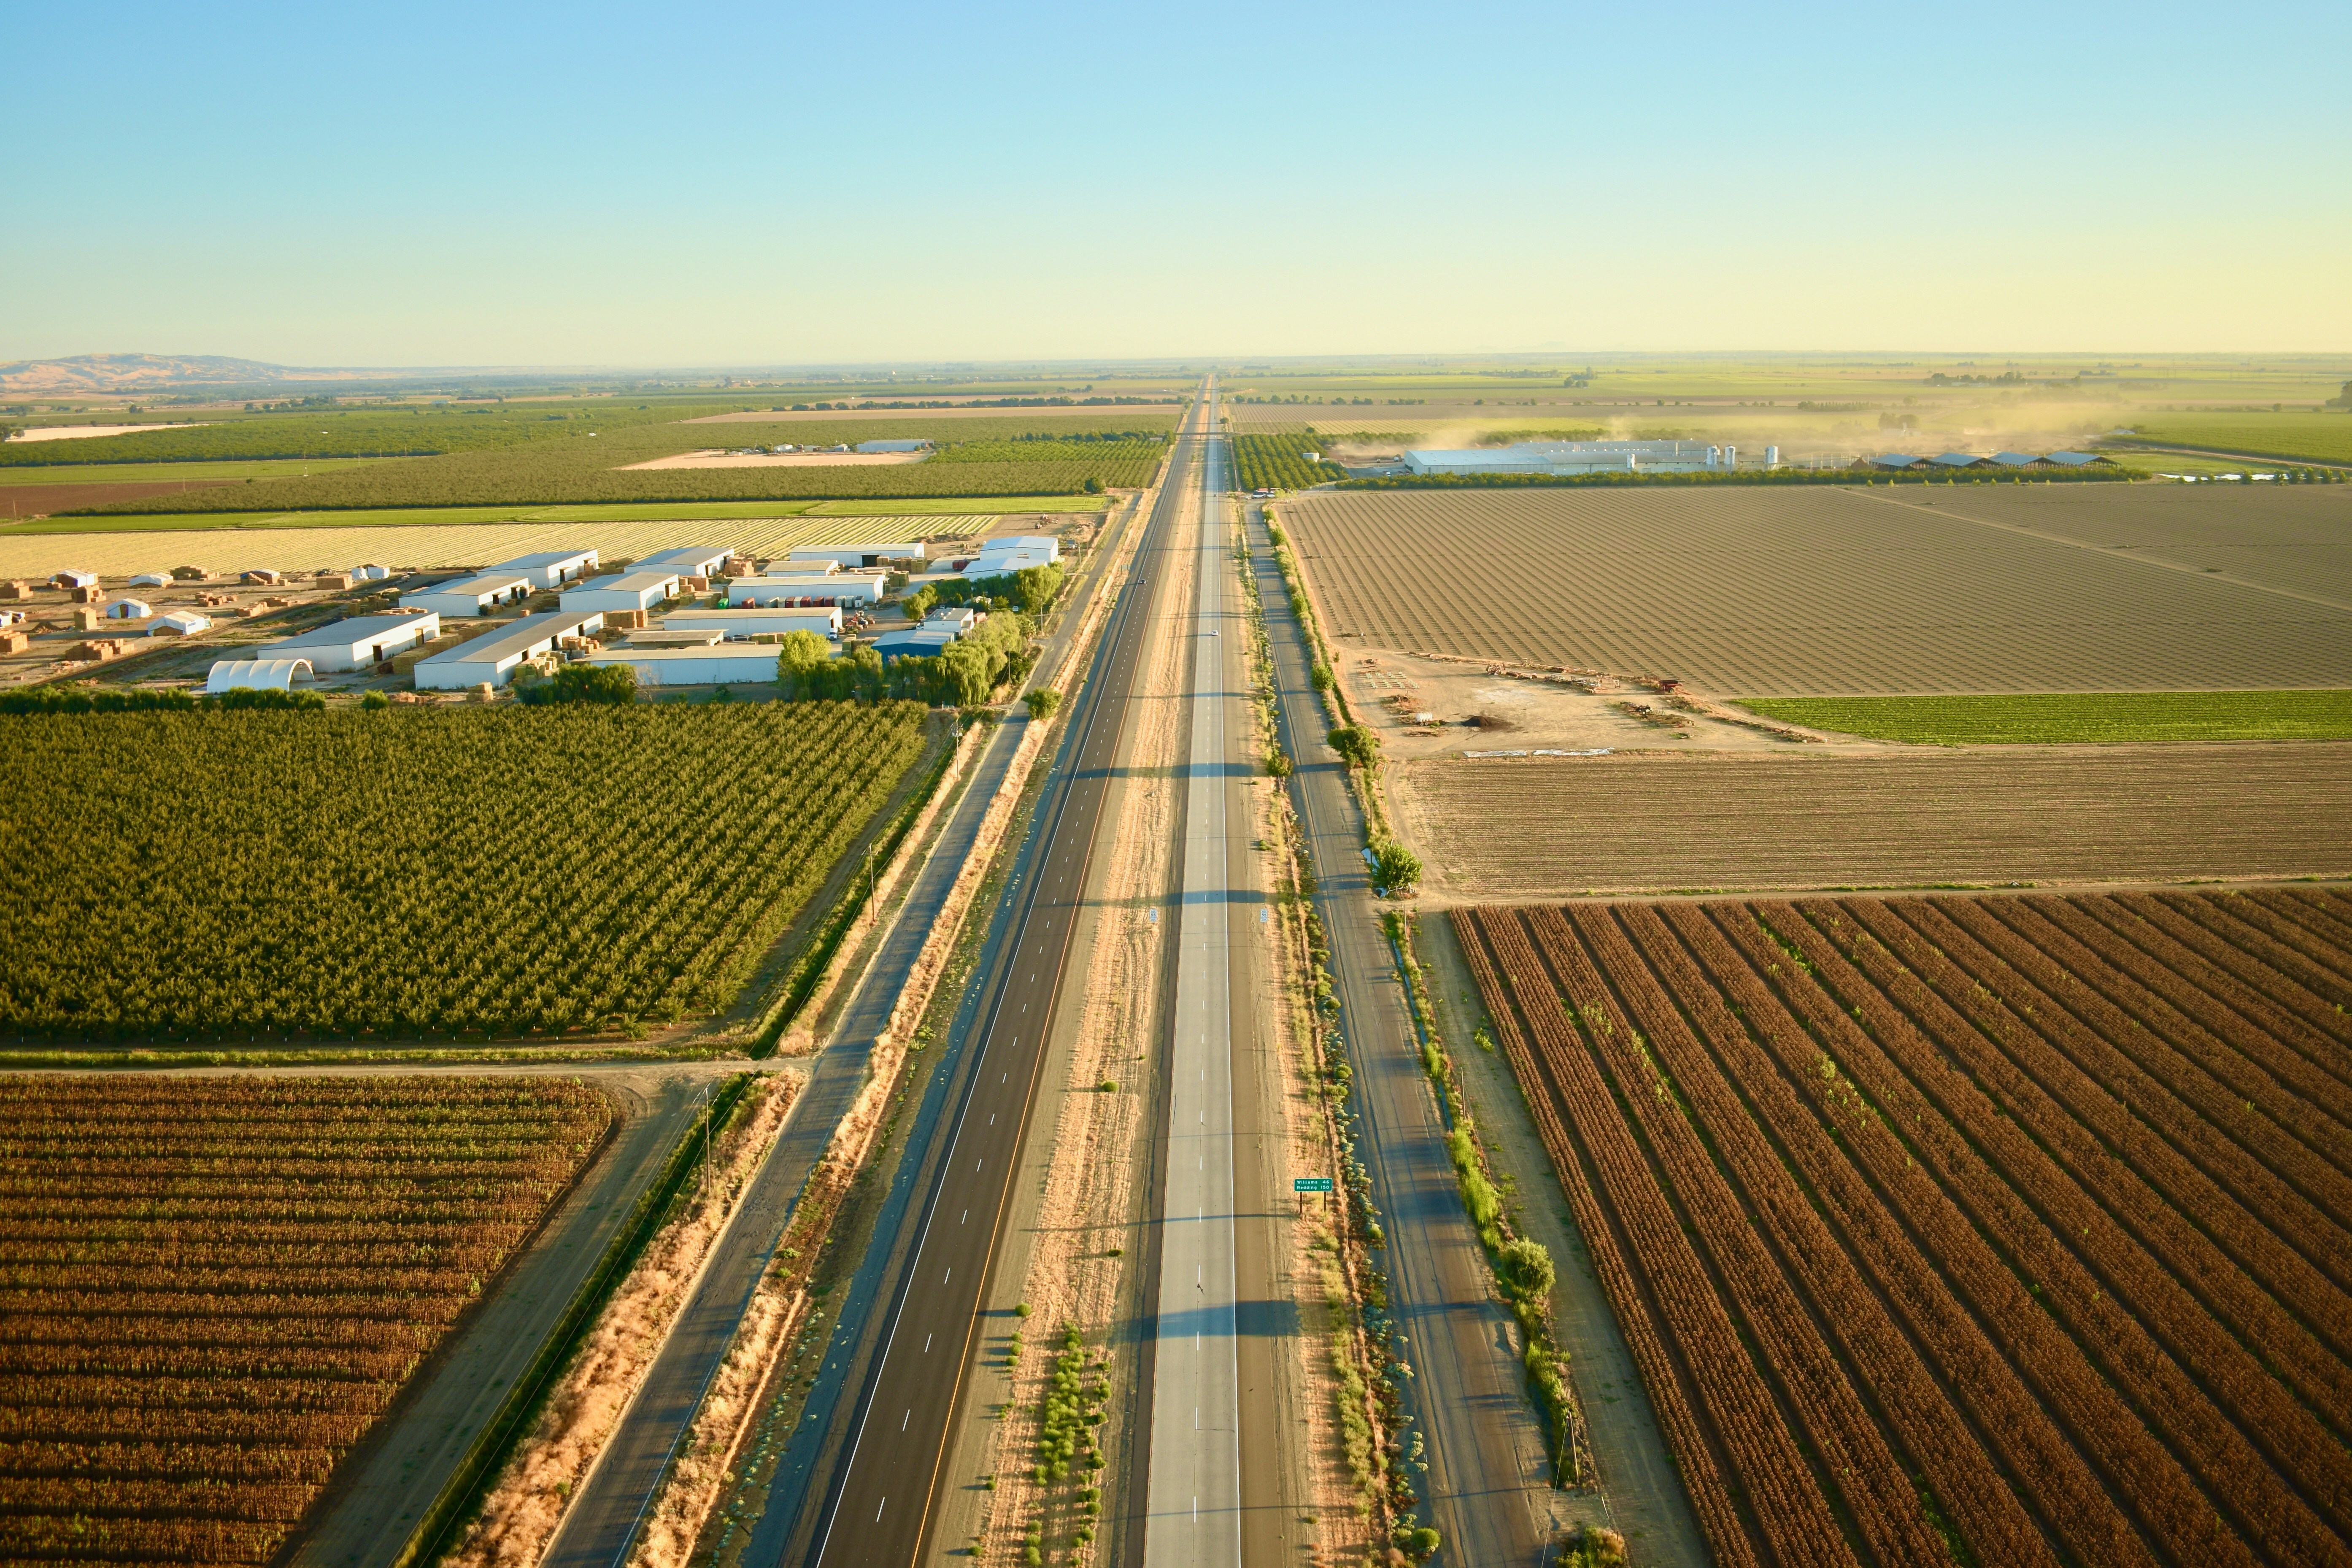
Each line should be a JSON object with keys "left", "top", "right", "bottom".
{"left": 5, "top": 0, "right": 2347, "bottom": 365}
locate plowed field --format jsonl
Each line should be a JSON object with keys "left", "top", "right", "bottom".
{"left": 1457, "top": 887, "right": 2352, "bottom": 1568}
{"left": 1277, "top": 486, "right": 2352, "bottom": 693}
{"left": 0, "top": 1074, "right": 608, "bottom": 1565}
{"left": 1392, "top": 745, "right": 2352, "bottom": 898}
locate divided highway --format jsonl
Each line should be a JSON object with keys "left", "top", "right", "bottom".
{"left": 793, "top": 395, "right": 1215, "bottom": 1567}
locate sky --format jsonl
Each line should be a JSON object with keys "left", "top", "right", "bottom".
{"left": 4, "top": 0, "right": 2348, "bottom": 367}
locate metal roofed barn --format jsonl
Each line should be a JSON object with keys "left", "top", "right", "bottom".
{"left": 490, "top": 548, "right": 601, "bottom": 588}
{"left": 148, "top": 611, "right": 211, "bottom": 637}
{"left": 260, "top": 611, "right": 442, "bottom": 671}
{"left": 662, "top": 605, "right": 843, "bottom": 639}
{"left": 787, "top": 542, "right": 925, "bottom": 569}
{"left": 580, "top": 642, "right": 786, "bottom": 687}
{"left": 402, "top": 572, "right": 534, "bottom": 618}
{"left": 413, "top": 610, "right": 606, "bottom": 690}
{"left": 559, "top": 570, "right": 681, "bottom": 615}
{"left": 206, "top": 658, "right": 316, "bottom": 693}
{"left": 636, "top": 545, "right": 734, "bottom": 579}
{"left": 725, "top": 572, "right": 887, "bottom": 606}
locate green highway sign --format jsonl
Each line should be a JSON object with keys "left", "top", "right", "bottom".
{"left": 1293, "top": 1177, "right": 1335, "bottom": 1193}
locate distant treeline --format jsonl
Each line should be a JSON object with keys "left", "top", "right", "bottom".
{"left": 1337, "top": 466, "right": 2140, "bottom": 492}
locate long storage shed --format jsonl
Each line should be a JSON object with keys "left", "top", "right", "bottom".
{"left": 403, "top": 572, "right": 533, "bottom": 618}
{"left": 413, "top": 610, "right": 605, "bottom": 690}
{"left": 726, "top": 573, "right": 886, "bottom": 606}
{"left": 561, "top": 570, "right": 680, "bottom": 615}
{"left": 661, "top": 606, "right": 842, "bottom": 639}
{"left": 581, "top": 642, "right": 784, "bottom": 687}
{"left": 260, "top": 611, "right": 442, "bottom": 672}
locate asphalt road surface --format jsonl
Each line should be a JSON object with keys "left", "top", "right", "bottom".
{"left": 1246, "top": 504, "right": 1557, "bottom": 1567}
{"left": 797, "top": 395, "right": 1213, "bottom": 1567}
{"left": 1140, "top": 406, "right": 1244, "bottom": 1564}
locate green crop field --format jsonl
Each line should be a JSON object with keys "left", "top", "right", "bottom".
{"left": 0, "top": 494, "right": 1111, "bottom": 537}
{"left": 0, "top": 702, "right": 929, "bottom": 1041}
{"left": 1739, "top": 690, "right": 2352, "bottom": 745}
{"left": 1228, "top": 434, "right": 1347, "bottom": 491}
{"left": 44, "top": 411, "right": 1178, "bottom": 515}
{"left": 2115, "top": 412, "right": 2352, "bottom": 467}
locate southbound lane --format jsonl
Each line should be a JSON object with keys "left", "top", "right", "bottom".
{"left": 799, "top": 395, "right": 1212, "bottom": 1568}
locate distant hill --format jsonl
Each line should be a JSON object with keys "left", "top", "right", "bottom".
{"left": 0, "top": 354, "right": 409, "bottom": 396}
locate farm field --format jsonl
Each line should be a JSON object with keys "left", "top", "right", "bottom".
{"left": 1742, "top": 690, "right": 2352, "bottom": 744}
{"left": 1278, "top": 486, "right": 2352, "bottom": 693}
{"left": 0, "top": 702, "right": 929, "bottom": 1041}
{"left": 42, "top": 413, "right": 1176, "bottom": 516}
{"left": 0, "top": 1073, "right": 608, "bottom": 1565}
{"left": 0, "top": 513, "right": 1014, "bottom": 581}
{"left": 1226, "top": 434, "right": 1346, "bottom": 491}
{"left": 1391, "top": 746, "right": 2352, "bottom": 899}
{"left": 2120, "top": 412, "right": 2352, "bottom": 466}
{"left": 1457, "top": 889, "right": 2352, "bottom": 1568}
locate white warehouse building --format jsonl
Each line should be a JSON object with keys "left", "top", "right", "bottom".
{"left": 413, "top": 610, "right": 605, "bottom": 690}
{"left": 788, "top": 541, "right": 923, "bottom": 569}
{"left": 403, "top": 571, "right": 534, "bottom": 618}
{"left": 561, "top": 570, "right": 681, "bottom": 615}
{"left": 636, "top": 545, "right": 732, "bottom": 579}
{"left": 260, "top": 611, "right": 443, "bottom": 671}
{"left": 662, "top": 606, "right": 843, "bottom": 640}
{"left": 582, "top": 642, "right": 785, "bottom": 687}
{"left": 492, "top": 548, "right": 600, "bottom": 589}
{"left": 726, "top": 573, "right": 887, "bottom": 607}
{"left": 1402, "top": 440, "right": 1753, "bottom": 476}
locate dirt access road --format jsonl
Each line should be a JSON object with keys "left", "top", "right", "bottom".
{"left": 1248, "top": 500, "right": 1564, "bottom": 1566}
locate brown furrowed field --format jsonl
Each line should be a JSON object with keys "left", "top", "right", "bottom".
{"left": 1457, "top": 888, "right": 2352, "bottom": 1568}
{"left": 0, "top": 1075, "right": 608, "bottom": 1565}
{"left": 1279, "top": 486, "right": 2352, "bottom": 693}
{"left": 1393, "top": 745, "right": 2352, "bottom": 899}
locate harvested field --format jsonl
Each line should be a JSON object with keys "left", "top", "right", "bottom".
{"left": 1458, "top": 888, "right": 2352, "bottom": 1568}
{"left": 0, "top": 480, "right": 240, "bottom": 518}
{"left": 1391, "top": 745, "right": 2352, "bottom": 899}
{"left": 1277, "top": 486, "right": 2352, "bottom": 693}
{"left": 0, "top": 1073, "right": 608, "bottom": 1566}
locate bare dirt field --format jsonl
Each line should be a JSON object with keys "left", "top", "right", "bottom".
{"left": 1458, "top": 887, "right": 2352, "bottom": 1568}
{"left": 684, "top": 405, "right": 1180, "bottom": 426}
{"left": 1391, "top": 744, "right": 2352, "bottom": 898}
{"left": 0, "top": 479, "right": 240, "bottom": 518}
{"left": 1279, "top": 487, "right": 2352, "bottom": 694}
{"left": 4, "top": 423, "right": 213, "bottom": 442}
{"left": 620, "top": 450, "right": 925, "bottom": 471}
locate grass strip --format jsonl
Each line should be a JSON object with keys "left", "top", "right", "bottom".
{"left": 395, "top": 1071, "right": 759, "bottom": 1568}
{"left": 1740, "top": 690, "right": 2352, "bottom": 745}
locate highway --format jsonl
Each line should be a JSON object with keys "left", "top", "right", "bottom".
{"left": 791, "top": 393, "right": 1215, "bottom": 1567}
{"left": 1245, "top": 502, "right": 1557, "bottom": 1566}
{"left": 1139, "top": 405, "right": 1243, "bottom": 1563}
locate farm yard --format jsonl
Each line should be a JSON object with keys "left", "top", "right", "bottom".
{"left": 1457, "top": 888, "right": 2352, "bottom": 1568}
{"left": 0, "top": 1073, "right": 609, "bottom": 1565}
{"left": 1391, "top": 747, "right": 2352, "bottom": 899}
{"left": 1277, "top": 486, "right": 2352, "bottom": 694}
{"left": 0, "top": 702, "right": 930, "bottom": 1040}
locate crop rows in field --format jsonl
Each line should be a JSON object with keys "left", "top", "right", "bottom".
{"left": 68, "top": 413, "right": 1180, "bottom": 516}
{"left": 0, "top": 1074, "right": 607, "bottom": 1565}
{"left": 1277, "top": 486, "right": 2352, "bottom": 693}
{"left": 2120, "top": 413, "right": 2352, "bottom": 467}
{"left": 1458, "top": 887, "right": 2352, "bottom": 1568}
{"left": 0, "top": 514, "right": 999, "bottom": 583}
{"left": 0, "top": 702, "right": 929, "bottom": 1040}
{"left": 1394, "top": 747, "right": 2352, "bottom": 899}
{"left": 1740, "top": 689, "right": 2352, "bottom": 744}
{"left": 1226, "top": 435, "right": 1347, "bottom": 492}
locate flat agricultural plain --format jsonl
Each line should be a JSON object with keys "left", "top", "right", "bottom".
{"left": 1458, "top": 889, "right": 2352, "bottom": 1568}
{"left": 0, "top": 1074, "right": 608, "bottom": 1565}
{"left": 0, "top": 702, "right": 929, "bottom": 1041}
{"left": 1278, "top": 486, "right": 2352, "bottom": 694}
{"left": 1391, "top": 746, "right": 2352, "bottom": 899}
